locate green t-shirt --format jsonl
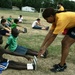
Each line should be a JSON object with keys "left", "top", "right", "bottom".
{"left": 7, "top": 35, "right": 17, "bottom": 52}
{"left": 11, "top": 23, "right": 17, "bottom": 29}
{"left": 7, "top": 17, "right": 12, "bottom": 22}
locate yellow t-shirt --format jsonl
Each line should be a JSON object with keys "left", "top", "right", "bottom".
{"left": 50, "top": 12, "right": 75, "bottom": 34}
{"left": 58, "top": 6, "right": 64, "bottom": 11}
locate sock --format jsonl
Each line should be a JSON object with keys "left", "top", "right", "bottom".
{"left": 27, "top": 63, "right": 33, "bottom": 70}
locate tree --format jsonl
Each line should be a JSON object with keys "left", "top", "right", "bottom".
{"left": 22, "top": 0, "right": 53, "bottom": 12}
{"left": 12, "top": 0, "right": 22, "bottom": 10}
{"left": 63, "top": 1, "right": 75, "bottom": 11}
{"left": 22, "top": 0, "right": 42, "bottom": 12}
{"left": 0, "top": 0, "right": 12, "bottom": 9}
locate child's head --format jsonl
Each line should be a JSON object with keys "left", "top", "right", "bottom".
{"left": 14, "top": 19, "right": 19, "bottom": 24}
{"left": 0, "top": 35, "right": 3, "bottom": 44}
{"left": 9, "top": 15, "right": 12, "bottom": 18}
{"left": 36, "top": 18, "right": 40, "bottom": 22}
{"left": 1, "top": 19, "right": 6, "bottom": 25}
{"left": 1, "top": 16, "right": 4, "bottom": 19}
{"left": 20, "top": 15, "right": 22, "bottom": 17}
{"left": 11, "top": 28, "right": 19, "bottom": 38}
{"left": 42, "top": 7, "right": 55, "bottom": 23}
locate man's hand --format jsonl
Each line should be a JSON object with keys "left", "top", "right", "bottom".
{"left": 38, "top": 49, "right": 46, "bottom": 58}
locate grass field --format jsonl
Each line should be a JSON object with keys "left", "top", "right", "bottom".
{"left": 0, "top": 9, "right": 75, "bottom": 75}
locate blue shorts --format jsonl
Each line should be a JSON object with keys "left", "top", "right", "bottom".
{"left": 0, "top": 30, "right": 9, "bottom": 35}
{"left": 67, "top": 27, "right": 75, "bottom": 39}
{"left": 14, "top": 45, "right": 28, "bottom": 55}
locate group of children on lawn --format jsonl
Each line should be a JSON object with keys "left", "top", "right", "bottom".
{"left": 1, "top": 2, "right": 75, "bottom": 73}
{"left": 0, "top": 15, "right": 48, "bottom": 72}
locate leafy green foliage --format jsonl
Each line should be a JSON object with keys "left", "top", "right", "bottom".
{"left": 63, "top": 1, "right": 75, "bottom": 11}
{"left": 0, "top": 0, "right": 12, "bottom": 8}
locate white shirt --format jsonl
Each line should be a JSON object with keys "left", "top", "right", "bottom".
{"left": 18, "top": 17, "right": 23, "bottom": 22}
{"left": 32, "top": 21, "right": 38, "bottom": 27}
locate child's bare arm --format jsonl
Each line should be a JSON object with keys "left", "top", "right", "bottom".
{"left": 5, "top": 44, "right": 9, "bottom": 49}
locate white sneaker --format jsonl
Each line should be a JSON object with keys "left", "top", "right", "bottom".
{"left": 33, "top": 56, "right": 37, "bottom": 70}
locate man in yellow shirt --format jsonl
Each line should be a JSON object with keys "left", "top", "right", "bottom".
{"left": 57, "top": 3, "right": 64, "bottom": 11}
{"left": 38, "top": 7, "right": 75, "bottom": 72}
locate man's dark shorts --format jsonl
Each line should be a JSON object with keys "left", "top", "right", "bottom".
{"left": 67, "top": 27, "right": 75, "bottom": 39}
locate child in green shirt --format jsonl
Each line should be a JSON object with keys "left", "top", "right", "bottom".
{"left": 11, "top": 19, "right": 27, "bottom": 33}
{"left": 5, "top": 28, "right": 47, "bottom": 58}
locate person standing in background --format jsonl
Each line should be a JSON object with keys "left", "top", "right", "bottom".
{"left": 57, "top": 3, "right": 64, "bottom": 11}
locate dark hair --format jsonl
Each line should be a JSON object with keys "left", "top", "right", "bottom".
{"left": 42, "top": 7, "right": 66, "bottom": 19}
{"left": 56, "top": 10, "right": 66, "bottom": 13}
{"left": 14, "top": 19, "right": 19, "bottom": 24}
{"left": 1, "top": 16, "right": 4, "bottom": 19}
{"left": 0, "top": 35, "right": 3, "bottom": 44}
{"left": 11, "top": 28, "right": 19, "bottom": 37}
{"left": 20, "top": 15, "right": 22, "bottom": 17}
{"left": 42, "top": 7, "right": 56, "bottom": 19}
{"left": 36, "top": 18, "right": 40, "bottom": 21}
{"left": 1, "top": 19, "right": 6, "bottom": 24}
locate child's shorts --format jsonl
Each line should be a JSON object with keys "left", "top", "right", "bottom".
{"left": 14, "top": 45, "right": 28, "bottom": 55}
{"left": 67, "top": 27, "right": 75, "bottom": 39}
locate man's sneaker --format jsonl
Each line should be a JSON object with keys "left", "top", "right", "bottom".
{"left": 23, "top": 28, "right": 27, "bottom": 33}
{"left": 53, "top": 63, "right": 67, "bottom": 69}
{"left": 50, "top": 64, "right": 67, "bottom": 72}
{"left": 33, "top": 56, "right": 37, "bottom": 70}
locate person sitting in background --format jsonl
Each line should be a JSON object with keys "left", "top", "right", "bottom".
{"left": 18, "top": 15, "right": 23, "bottom": 23}
{"left": 0, "top": 19, "right": 11, "bottom": 36}
{"left": 32, "top": 18, "right": 49, "bottom": 30}
{"left": 0, "top": 35, "right": 37, "bottom": 73}
{"left": 0, "top": 16, "right": 4, "bottom": 23}
{"left": 11, "top": 19, "right": 27, "bottom": 33}
{"left": 7, "top": 15, "right": 13, "bottom": 26}
{"left": 5, "top": 28, "right": 48, "bottom": 58}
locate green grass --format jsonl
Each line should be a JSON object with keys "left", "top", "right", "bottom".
{"left": 0, "top": 10, "right": 75, "bottom": 75}
{"left": 0, "top": 9, "right": 39, "bottom": 18}
{"left": 0, "top": 9, "right": 75, "bottom": 61}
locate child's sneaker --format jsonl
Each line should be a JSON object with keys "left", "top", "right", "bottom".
{"left": 33, "top": 56, "right": 37, "bottom": 70}
{"left": 27, "top": 56, "right": 37, "bottom": 70}
{"left": 50, "top": 64, "right": 67, "bottom": 72}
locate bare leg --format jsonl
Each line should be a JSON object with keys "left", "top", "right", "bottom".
{"left": 26, "top": 49, "right": 38, "bottom": 56}
{"left": 60, "top": 35, "right": 75, "bottom": 66}
{"left": 8, "top": 60, "right": 27, "bottom": 70}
